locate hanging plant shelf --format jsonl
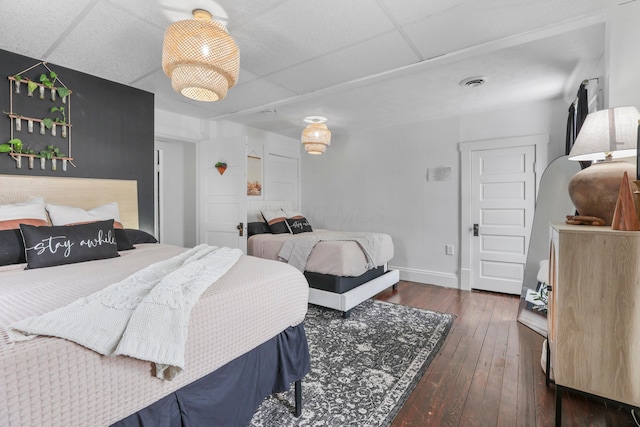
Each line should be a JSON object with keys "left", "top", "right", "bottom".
{"left": 9, "top": 153, "right": 74, "bottom": 171}
{"left": 8, "top": 75, "right": 73, "bottom": 101}
{"left": 4, "top": 61, "right": 75, "bottom": 172}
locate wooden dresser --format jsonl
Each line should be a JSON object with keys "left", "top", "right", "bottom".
{"left": 548, "top": 223, "right": 640, "bottom": 424}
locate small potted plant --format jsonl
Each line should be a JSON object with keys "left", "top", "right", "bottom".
{"left": 39, "top": 71, "right": 58, "bottom": 100}
{"left": 215, "top": 161, "right": 227, "bottom": 175}
{"left": 0, "top": 139, "right": 33, "bottom": 169}
{"left": 39, "top": 145, "right": 65, "bottom": 171}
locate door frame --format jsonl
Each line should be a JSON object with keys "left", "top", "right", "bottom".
{"left": 459, "top": 134, "right": 548, "bottom": 291}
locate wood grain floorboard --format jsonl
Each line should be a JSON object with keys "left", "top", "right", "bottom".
{"left": 374, "top": 281, "right": 638, "bottom": 427}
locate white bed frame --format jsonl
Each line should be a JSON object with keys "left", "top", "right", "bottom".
{"left": 308, "top": 268, "right": 400, "bottom": 317}
{"left": 246, "top": 200, "right": 399, "bottom": 317}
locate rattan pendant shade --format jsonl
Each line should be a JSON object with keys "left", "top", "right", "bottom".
{"left": 301, "top": 121, "right": 331, "bottom": 155}
{"left": 162, "top": 9, "right": 239, "bottom": 102}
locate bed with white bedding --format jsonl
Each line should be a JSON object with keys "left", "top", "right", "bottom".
{"left": 247, "top": 201, "right": 399, "bottom": 318}
{"left": 0, "top": 175, "right": 310, "bottom": 427}
{"left": 248, "top": 229, "right": 394, "bottom": 277}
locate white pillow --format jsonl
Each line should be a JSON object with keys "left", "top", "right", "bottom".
{"left": 0, "top": 197, "right": 48, "bottom": 221}
{"left": 260, "top": 209, "right": 291, "bottom": 234}
{"left": 46, "top": 202, "right": 122, "bottom": 227}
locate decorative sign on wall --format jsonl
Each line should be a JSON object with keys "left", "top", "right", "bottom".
{"left": 2, "top": 61, "right": 74, "bottom": 172}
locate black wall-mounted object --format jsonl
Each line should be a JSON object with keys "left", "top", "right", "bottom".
{"left": 0, "top": 49, "right": 155, "bottom": 233}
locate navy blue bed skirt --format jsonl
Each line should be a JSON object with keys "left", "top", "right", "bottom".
{"left": 111, "top": 323, "right": 310, "bottom": 427}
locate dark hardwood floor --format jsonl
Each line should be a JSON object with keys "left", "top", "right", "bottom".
{"left": 374, "top": 281, "right": 638, "bottom": 427}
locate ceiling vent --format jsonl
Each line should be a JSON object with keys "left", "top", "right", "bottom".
{"left": 459, "top": 76, "right": 487, "bottom": 88}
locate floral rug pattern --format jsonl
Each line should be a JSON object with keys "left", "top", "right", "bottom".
{"left": 249, "top": 299, "right": 455, "bottom": 427}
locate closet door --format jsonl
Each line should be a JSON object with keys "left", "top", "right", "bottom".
{"left": 198, "top": 137, "right": 247, "bottom": 252}
{"left": 265, "top": 153, "right": 299, "bottom": 207}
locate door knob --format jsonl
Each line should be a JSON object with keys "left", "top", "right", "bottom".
{"left": 473, "top": 224, "right": 479, "bottom": 236}
{"left": 237, "top": 222, "right": 244, "bottom": 237}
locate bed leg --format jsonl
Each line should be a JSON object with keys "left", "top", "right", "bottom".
{"left": 294, "top": 379, "right": 302, "bottom": 417}
{"left": 342, "top": 310, "right": 351, "bottom": 319}
{"left": 392, "top": 282, "right": 398, "bottom": 291}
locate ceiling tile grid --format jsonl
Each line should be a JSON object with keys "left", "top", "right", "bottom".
{"left": 1, "top": 0, "right": 634, "bottom": 139}
{"left": 47, "top": 1, "right": 164, "bottom": 86}
{"left": 0, "top": 0, "right": 96, "bottom": 61}
{"left": 265, "top": 30, "right": 420, "bottom": 95}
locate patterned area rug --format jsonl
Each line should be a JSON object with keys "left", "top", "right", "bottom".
{"left": 249, "top": 299, "right": 455, "bottom": 427}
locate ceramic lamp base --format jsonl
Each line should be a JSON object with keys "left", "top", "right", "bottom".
{"left": 568, "top": 160, "right": 637, "bottom": 226}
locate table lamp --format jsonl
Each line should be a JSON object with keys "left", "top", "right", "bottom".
{"left": 568, "top": 106, "right": 640, "bottom": 225}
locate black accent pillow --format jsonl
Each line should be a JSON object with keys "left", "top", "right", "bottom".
{"left": 0, "top": 228, "right": 26, "bottom": 266}
{"left": 20, "top": 220, "right": 120, "bottom": 269}
{"left": 115, "top": 228, "right": 135, "bottom": 251}
{"left": 247, "top": 221, "right": 271, "bottom": 237}
{"left": 286, "top": 217, "right": 313, "bottom": 234}
{"left": 124, "top": 229, "right": 158, "bottom": 244}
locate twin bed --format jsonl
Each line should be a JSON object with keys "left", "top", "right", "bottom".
{"left": 246, "top": 201, "right": 399, "bottom": 318}
{"left": 0, "top": 175, "right": 310, "bottom": 427}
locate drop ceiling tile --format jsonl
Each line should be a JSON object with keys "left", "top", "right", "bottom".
{"left": 403, "top": 0, "right": 617, "bottom": 60}
{"left": 0, "top": 0, "right": 95, "bottom": 60}
{"left": 267, "top": 31, "right": 419, "bottom": 94}
{"left": 107, "top": 0, "right": 281, "bottom": 29}
{"left": 377, "top": 0, "right": 469, "bottom": 25}
{"left": 47, "top": 1, "right": 164, "bottom": 86}
{"left": 234, "top": 0, "right": 394, "bottom": 76}
{"left": 202, "top": 78, "right": 298, "bottom": 118}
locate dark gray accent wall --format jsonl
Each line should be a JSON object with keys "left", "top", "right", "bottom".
{"left": 0, "top": 49, "right": 155, "bottom": 233}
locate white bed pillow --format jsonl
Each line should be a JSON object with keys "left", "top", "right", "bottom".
{"left": 0, "top": 197, "right": 49, "bottom": 230}
{"left": 261, "top": 209, "right": 291, "bottom": 234}
{"left": 46, "top": 202, "right": 123, "bottom": 228}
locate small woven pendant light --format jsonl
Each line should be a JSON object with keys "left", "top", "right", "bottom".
{"left": 162, "top": 9, "right": 240, "bottom": 102}
{"left": 301, "top": 117, "right": 331, "bottom": 155}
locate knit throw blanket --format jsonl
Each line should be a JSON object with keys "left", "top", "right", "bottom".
{"left": 278, "top": 232, "right": 385, "bottom": 272}
{"left": 7, "top": 244, "right": 242, "bottom": 380}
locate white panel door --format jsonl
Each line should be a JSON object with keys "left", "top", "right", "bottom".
{"left": 471, "top": 145, "right": 535, "bottom": 294}
{"left": 198, "top": 137, "right": 247, "bottom": 252}
{"left": 265, "top": 153, "right": 299, "bottom": 205}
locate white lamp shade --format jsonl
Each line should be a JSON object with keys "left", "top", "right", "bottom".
{"left": 568, "top": 106, "right": 640, "bottom": 161}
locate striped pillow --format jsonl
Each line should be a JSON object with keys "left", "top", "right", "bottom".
{"left": 261, "top": 210, "right": 291, "bottom": 234}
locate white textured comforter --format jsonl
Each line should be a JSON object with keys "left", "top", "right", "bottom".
{"left": 8, "top": 245, "right": 242, "bottom": 380}
{"left": 0, "top": 244, "right": 309, "bottom": 426}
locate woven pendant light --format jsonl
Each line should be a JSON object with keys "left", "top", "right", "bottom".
{"left": 162, "top": 9, "right": 239, "bottom": 102}
{"left": 302, "top": 117, "right": 331, "bottom": 155}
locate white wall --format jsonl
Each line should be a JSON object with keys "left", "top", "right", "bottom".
{"left": 155, "top": 139, "right": 197, "bottom": 247}
{"left": 606, "top": 1, "right": 640, "bottom": 109}
{"left": 154, "top": 109, "right": 201, "bottom": 247}
{"left": 155, "top": 109, "right": 204, "bottom": 247}
{"left": 301, "top": 98, "right": 568, "bottom": 288}
{"left": 210, "top": 120, "right": 301, "bottom": 205}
